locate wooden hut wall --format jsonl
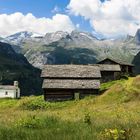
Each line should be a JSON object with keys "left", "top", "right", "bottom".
{"left": 100, "top": 71, "right": 120, "bottom": 83}
{"left": 120, "top": 65, "right": 134, "bottom": 75}
{"left": 79, "top": 89, "right": 99, "bottom": 98}
{"left": 44, "top": 89, "right": 74, "bottom": 101}
{"left": 44, "top": 89, "right": 99, "bottom": 101}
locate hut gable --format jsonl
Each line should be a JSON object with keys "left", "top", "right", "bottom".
{"left": 97, "top": 58, "right": 134, "bottom": 66}
{"left": 42, "top": 79, "right": 100, "bottom": 89}
{"left": 98, "top": 64, "right": 121, "bottom": 72}
{"left": 41, "top": 65, "right": 101, "bottom": 78}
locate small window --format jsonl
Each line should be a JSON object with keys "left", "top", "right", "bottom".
{"left": 5, "top": 91, "right": 8, "bottom": 95}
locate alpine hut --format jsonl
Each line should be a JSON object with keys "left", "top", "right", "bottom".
{"left": 97, "top": 64, "right": 121, "bottom": 82}
{"left": 0, "top": 81, "right": 20, "bottom": 99}
{"left": 97, "top": 58, "right": 134, "bottom": 75}
{"left": 41, "top": 65, "right": 101, "bottom": 101}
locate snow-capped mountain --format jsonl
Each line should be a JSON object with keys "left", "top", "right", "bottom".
{"left": 4, "top": 30, "right": 98, "bottom": 46}
{"left": 2, "top": 30, "right": 140, "bottom": 69}
{"left": 5, "top": 31, "right": 44, "bottom": 45}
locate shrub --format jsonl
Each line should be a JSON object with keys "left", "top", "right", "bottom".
{"left": 84, "top": 113, "right": 91, "bottom": 125}
{"left": 100, "top": 128, "right": 133, "bottom": 140}
{"left": 24, "top": 100, "right": 46, "bottom": 110}
{"left": 18, "top": 96, "right": 46, "bottom": 110}
{"left": 120, "top": 75, "right": 129, "bottom": 80}
{"left": 18, "top": 96, "right": 71, "bottom": 111}
{"left": 15, "top": 115, "right": 43, "bottom": 129}
{"left": 15, "top": 115, "right": 59, "bottom": 129}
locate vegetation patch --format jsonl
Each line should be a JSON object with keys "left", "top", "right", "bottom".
{"left": 100, "top": 128, "right": 133, "bottom": 140}
{"left": 18, "top": 96, "right": 74, "bottom": 111}
{"left": 0, "top": 98, "right": 18, "bottom": 109}
{"left": 15, "top": 115, "right": 58, "bottom": 129}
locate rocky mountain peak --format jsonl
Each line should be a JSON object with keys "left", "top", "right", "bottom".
{"left": 71, "top": 30, "right": 98, "bottom": 40}
{"left": 43, "top": 31, "right": 69, "bottom": 44}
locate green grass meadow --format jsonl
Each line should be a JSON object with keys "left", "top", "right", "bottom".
{"left": 0, "top": 76, "right": 140, "bottom": 140}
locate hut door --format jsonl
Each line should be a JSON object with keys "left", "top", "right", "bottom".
{"left": 16, "top": 89, "right": 18, "bottom": 98}
{"left": 74, "top": 92, "right": 80, "bottom": 100}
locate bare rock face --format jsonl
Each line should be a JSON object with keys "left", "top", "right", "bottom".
{"left": 43, "top": 31, "right": 69, "bottom": 44}
{"left": 25, "top": 51, "right": 55, "bottom": 69}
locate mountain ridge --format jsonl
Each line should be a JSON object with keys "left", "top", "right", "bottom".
{"left": 1, "top": 29, "right": 140, "bottom": 69}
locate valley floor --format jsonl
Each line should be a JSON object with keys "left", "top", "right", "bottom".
{"left": 0, "top": 76, "right": 140, "bottom": 140}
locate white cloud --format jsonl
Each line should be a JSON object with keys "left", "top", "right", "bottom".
{"left": 68, "top": 0, "right": 140, "bottom": 36}
{"left": 76, "top": 24, "right": 80, "bottom": 28}
{"left": 0, "top": 12, "right": 75, "bottom": 37}
{"left": 51, "top": 5, "right": 61, "bottom": 13}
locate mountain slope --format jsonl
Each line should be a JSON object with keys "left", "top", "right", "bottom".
{"left": 100, "top": 76, "right": 140, "bottom": 103}
{"left": 135, "top": 29, "right": 140, "bottom": 45}
{"left": 132, "top": 51, "right": 140, "bottom": 74}
{"left": 0, "top": 42, "right": 42, "bottom": 96}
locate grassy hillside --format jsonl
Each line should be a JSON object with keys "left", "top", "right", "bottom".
{"left": 0, "top": 76, "right": 140, "bottom": 140}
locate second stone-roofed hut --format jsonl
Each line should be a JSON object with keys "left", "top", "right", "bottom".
{"left": 89, "top": 64, "right": 121, "bottom": 82}
{"left": 97, "top": 58, "right": 134, "bottom": 75}
{"left": 97, "top": 64, "right": 121, "bottom": 82}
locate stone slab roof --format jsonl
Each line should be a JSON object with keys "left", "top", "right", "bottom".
{"left": 42, "top": 79, "right": 100, "bottom": 89}
{"left": 98, "top": 64, "right": 121, "bottom": 71}
{"left": 97, "top": 58, "right": 134, "bottom": 66}
{"left": 0, "top": 85, "right": 16, "bottom": 90}
{"left": 41, "top": 65, "right": 101, "bottom": 78}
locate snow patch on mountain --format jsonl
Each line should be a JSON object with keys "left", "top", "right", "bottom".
{"left": 79, "top": 33, "right": 94, "bottom": 40}
{"left": 5, "top": 31, "right": 44, "bottom": 44}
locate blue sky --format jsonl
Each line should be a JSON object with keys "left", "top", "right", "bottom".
{"left": 0, "top": 0, "right": 69, "bottom": 17}
{"left": 0, "top": 0, "right": 95, "bottom": 35}
{"left": 0, "top": 0, "right": 139, "bottom": 37}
